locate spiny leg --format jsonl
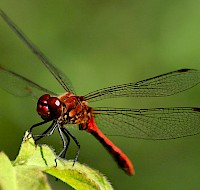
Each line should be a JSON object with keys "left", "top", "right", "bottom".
{"left": 60, "top": 128, "right": 70, "bottom": 159}
{"left": 30, "top": 120, "right": 51, "bottom": 133}
{"left": 55, "top": 125, "right": 69, "bottom": 167}
{"left": 62, "top": 127, "right": 80, "bottom": 166}
{"left": 28, "top": 120, "right": 51, "bottom": 140}
{"left": 33, "top": 121, "right": 57, "bottom": 142}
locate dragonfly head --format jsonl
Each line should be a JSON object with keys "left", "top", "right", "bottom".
{"left": 37, "top": 94, "right": 62, "bottom": 120}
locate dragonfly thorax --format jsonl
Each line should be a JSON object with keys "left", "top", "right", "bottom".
{"left": 59, "top": 93, "right": 92, "bottom": 125}
{"left": 37, "top": 94, "right": 63, "bottom": 120}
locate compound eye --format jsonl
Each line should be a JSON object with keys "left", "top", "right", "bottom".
{"left": 38, "top": 94, "right": 50, "bottom": 105}
{"left": 47, "top": 97, "right": 62, "bottom": 118}
{"left": 37, "top": 95, "right": 62, "bottom": 120}
{"left": 37, "top": 94, "right": 51, "bottom": 120}
{"left": 37, "top": 94, "right": 62, "bottom": 120}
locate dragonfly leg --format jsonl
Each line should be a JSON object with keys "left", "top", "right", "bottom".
{"left": 29, "top": 120, "right": 51, "bottom": 134}
{"left": 62, "top": 127, "right": 80, "bottom": 167}
{"left": 29, "top": 120, "right": 54, "bottom": 141}
{"left": 60, "top": 128, "right": 70, "bottom": 159}
{"left": 55, "top": 126, "right": 69, "bottom": 167}
{"left": 33, "top": 121, "right": 57, "bottom": 142}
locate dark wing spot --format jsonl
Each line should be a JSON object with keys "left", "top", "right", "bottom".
{"left": 192, "top": 107, "right": 200, "bottom": 112}
{"left": 177, "top": 68, "right": 192, "bottom": 73}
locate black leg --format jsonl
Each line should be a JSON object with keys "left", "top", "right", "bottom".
{"left": 55, "top": 125, "right": 69, "bottom": 167}
{"left": 30, "top": 121, "right": 80, "bottom": 168}
{"left": 62, "top": 127, "right": 80, "bottom": 167}
{"left": 60, "top": 127, "right": 71, "bottom": 158}
{"left": 29, "top": 120, "right": 51, "bottom": 134}
{"left": 33, "top": 121, "right": 56, "bottom": 142}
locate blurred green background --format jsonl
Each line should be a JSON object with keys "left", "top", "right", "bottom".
{"left": 1, "top": 0, "right": 200, "bottom": 189}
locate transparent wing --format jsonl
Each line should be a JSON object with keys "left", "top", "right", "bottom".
{"left": 0, "top": 65, "right": 57, "bottom": 98}
{"left": 0, "top": 9, "right": 75, "bottom": 94}
{"left": 93, "top": 107, "right": 200, "bottom": 140}
{"left": 85, "top": 69, "right": 200, "bottom": 102}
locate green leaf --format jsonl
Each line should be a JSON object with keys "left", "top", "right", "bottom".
{"left": 0, "top": 150, "right": 51, "bottom": 190}
{"left": 15, "top": 166, "right": 51, "bottom": 190}
{"left": 45, "top": 162, "right": 112, "bottom": 190}
{"left": 0, "top": 131, "right": 113, "bottom": 190}
{"left": 0, "top": 152, "right": 16, "bottom": 190}
{"left": 13, "top": 132, "right": 36, "bottom": 166}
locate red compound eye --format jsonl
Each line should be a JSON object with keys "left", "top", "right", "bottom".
{"left": 37, "top": 94, "right": 62, "bottom": 120}
{"left": 47, "top": 97, "right": 62, "bottom": 118}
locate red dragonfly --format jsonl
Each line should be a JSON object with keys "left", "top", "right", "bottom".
{"left": 1, "top": 9, "right": 200, "bottom": 175}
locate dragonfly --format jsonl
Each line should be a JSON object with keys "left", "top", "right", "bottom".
{"left": 1, "top": 9, "right": 200, "bottom": 175}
